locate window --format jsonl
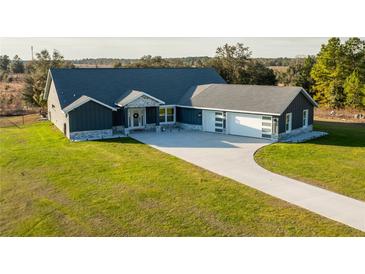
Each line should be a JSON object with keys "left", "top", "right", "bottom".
{"left": 214, "top": 111, "right": 225, "bottom": 133}
{"left": 303, "top": 109, "right": 308, "bottom": 127}
{"left": 159, "top": 106, "right": 175, "bottom": 123}
{"left": 166, "top": 107, "right": 174, "bottom": 122}
{"left": 285, "top": 113, "right": 292, "bottom": 133}
{"left": 159, "top": 108, "right": 165, "bottom": 122}
{"left": 261, "top": 116, "right": 272, "bottom": 137}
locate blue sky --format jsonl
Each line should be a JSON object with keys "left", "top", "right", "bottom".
{"left": 0, "top": 37, "right": 354, "bottom": 60}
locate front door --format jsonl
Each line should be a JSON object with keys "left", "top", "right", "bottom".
{"left": 129, "top": 108, "right": 145, "bottom": 128}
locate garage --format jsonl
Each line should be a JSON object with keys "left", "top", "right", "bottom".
{"left": 203, "top": 110, "right": 270, "bottom": 139}
{"left": 227, "top": 112, "right": 264, "bottom": 138}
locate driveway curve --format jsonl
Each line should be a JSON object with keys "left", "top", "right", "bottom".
{"left": 130, "top": 130, "right": 365, "bottom": 232}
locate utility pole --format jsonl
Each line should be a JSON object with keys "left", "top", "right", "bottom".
{"left": 31, "top": 46, "right": 34, "bottom": 60}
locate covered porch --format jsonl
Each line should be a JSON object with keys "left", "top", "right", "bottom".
{"left": 112, "top": 90, "right": 175, "bottom": 135}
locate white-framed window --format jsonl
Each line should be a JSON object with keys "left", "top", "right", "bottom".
{"left": 159, "top": 106, "right": 175, "bottom": 124}
{"left": 285, "top": 113, "right": 292, "bottom": 133}
{"left": 303, "top": 109, "right": 309, "bottom": 127}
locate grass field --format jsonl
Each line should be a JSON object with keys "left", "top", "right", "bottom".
{"left": 255, "top": 121, "right": 365, "bottom": 202}
{"left": 0, "top": 122, "right": 363, "bottom": 236}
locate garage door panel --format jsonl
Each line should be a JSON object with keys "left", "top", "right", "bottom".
{"left": 228, "top": 112, "right": 262, "bottom": 138}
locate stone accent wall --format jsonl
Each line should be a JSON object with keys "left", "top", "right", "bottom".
{"left": 177, "top": 122, "right": 203, "bottom": 131}
{"left": 112, "top": 125, "right": 125, "bottom": 133}
{"left": 145, "top": 123, "right": 157, "bottom": 130}
{"left": 126, "top": 96, "right": 161, "bottom": 108}
{"left": 278, "top": 125, "right": 313, "bottom": 140}
{"left": 70, "top": 129, "right": 113, "bottom": 141}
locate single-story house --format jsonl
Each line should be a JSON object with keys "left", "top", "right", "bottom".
{"left": 44, "top": 68, "right": 318, "bottom": 141}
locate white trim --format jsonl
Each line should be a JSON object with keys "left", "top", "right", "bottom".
{"left": 43, "top": 70, "right": 52, "bottom": 100}
{"left": 116, "top": 90, "right": 165, "bottom": 107}
{"left": 63, "top": 95, "right": 117, "bottom": 113}
{"left": 176, "top": 105, "right": 280, "bottom": 116}
{"left": 285, "top": 112, "right": 292, "bottom": 133}
{"left": 127, "top": 107, "right": 146, "bottom": 129}
{"left": 159, "top": 105, "right": 176, "bottom": 124}
{"left": 303, "top": 109, "right": 309, "bottom": 128}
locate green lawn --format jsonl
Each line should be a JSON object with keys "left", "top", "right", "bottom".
{"left": 255, "top": 121, "right": 365, "bottom": 202}
{"left": 0, "top": 122, "right": 363, "bottom": 236}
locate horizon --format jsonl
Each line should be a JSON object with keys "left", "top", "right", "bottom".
{"left": 1, "top": 37, "right": 358, "bottom": 60}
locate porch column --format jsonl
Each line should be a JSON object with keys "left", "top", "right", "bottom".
{"left": 155, "top": 106, "right": 160, "bottom": 126}
{"left": 124, "top": 108, "right": 129, "bottom": 128}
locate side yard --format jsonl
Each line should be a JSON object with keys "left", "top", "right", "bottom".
{"left": 0, "top": 122, "right": 363, "bottom": 236}
{"left": 255, "top": 120, "right": 365, "bottom": 202}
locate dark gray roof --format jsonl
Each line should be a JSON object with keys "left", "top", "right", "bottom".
{"left": 49, "top": 68, "right": 226, "bottom": 108}
{"left": 178, "top": 84, "right": 317, "bottom": 115}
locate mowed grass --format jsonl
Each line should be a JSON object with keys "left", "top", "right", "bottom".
{"left": 0, "top": 122, "right": 363, "bottom": 236}
{"left": 255, "top": 121, "right": 365, "bottom": 202}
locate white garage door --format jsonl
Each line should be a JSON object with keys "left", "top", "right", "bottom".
{"left": 227, "top": 112, "right": 263, "bottom": 138}
{"left": 202, "top": 110, "right": 216, "bottom": 132}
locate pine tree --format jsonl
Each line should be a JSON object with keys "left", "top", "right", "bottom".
{"left": 10, "top": 55, "right": 25, "bottom": 73}
{"left": 343, "top": 71, "right": 364, "bottom": 108}
{"left": 22, "top": 49, "right": 73, "bottom": 111}
{"left": 311, "top": 38, "right": 347, "bottom": 108}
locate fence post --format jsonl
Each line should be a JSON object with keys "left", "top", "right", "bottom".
{"left": 22, "top": 115, "right": 25, "bottom": 125}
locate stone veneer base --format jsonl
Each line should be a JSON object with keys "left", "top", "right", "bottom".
{"left": 70, "top": 129, "right": 122, "bottom": 141}
{"left": 177, "top": 122, "right": 202, "bottom": 131}
{"left": 279, "top": 125, "right": 313, "bottom": 140}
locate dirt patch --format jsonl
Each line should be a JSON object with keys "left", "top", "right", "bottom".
{"left": 315, "top": 108, "right": 365, "bottom": 123}
{"left": 0, "top": 74, "right": 39, "bottom": 116}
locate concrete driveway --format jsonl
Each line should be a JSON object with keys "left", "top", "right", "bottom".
{"left": 130, "top": 130, "right": 365, "bottom": 232}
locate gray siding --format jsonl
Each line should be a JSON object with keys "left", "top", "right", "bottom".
{"left": 279, "top": 92, "right": 314, "bottom": 133}
{"left": 146, "top": 107, "right": 158, "bottom": 124}
{"left": 176, "top": 107, "right": 202, "bottom": 125}
{"left": 69, "top": 101, "right": 113, "bottom": 132}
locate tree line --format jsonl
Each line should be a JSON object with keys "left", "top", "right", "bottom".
{"left": 278, "top": 38, "right": 365, "bottom": 109}
{"left": 1, "top": 38, "right": 363, "bottom": 112}
{"left": 114, "top": 44, "right": 277, "bottom": 85}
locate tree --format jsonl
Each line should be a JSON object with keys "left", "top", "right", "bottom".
{"left": 10, "top": 55, "right": 25, "bottom": 73}
{"left": 23, "top": 49, "right": 73, "bottom": 112}
{"left": 343, "top": 71, "right": 364, "bottom": 108}
{"left": 245, "top": 61, "right": 277, "bottom": 85}
{"left": 282, "top": 56, "right": 316, "bottom": 94}
{"left": 113, "top": 61, "right": 122, "bottom": 68}
{"left": 310, "top": 37, "right": 365, "bottom": 108}
{"left": 310, "top": 38, "right": 347, "bottom": 108}
{"left": 0, "top": 55, "right": 11, "bottom": 71}
{"left": 295, "top": 56, "right": 316, "bottom": 93}
{"left": 343, "top": 38, "right": 365, "bottom": 81}
{"left": 210, "top": 43, "right": 252, "bottom": 84}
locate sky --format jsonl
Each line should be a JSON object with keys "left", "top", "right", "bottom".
{"left": 0, "top": 37, "right": 355, "bottom": 60}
